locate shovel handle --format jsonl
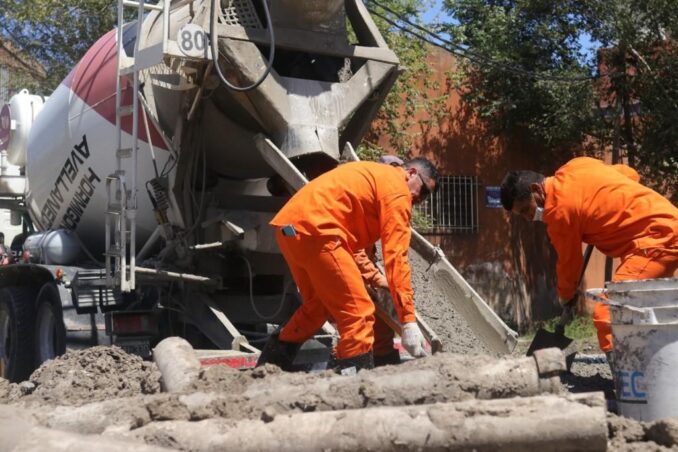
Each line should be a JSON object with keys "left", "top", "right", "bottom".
{"left": 555, "top": 322, "right": 566, "bottom": 336}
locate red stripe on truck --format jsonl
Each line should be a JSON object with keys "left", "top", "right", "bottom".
{"left": 63, "top": 29, "right": 167, "bottom": 150}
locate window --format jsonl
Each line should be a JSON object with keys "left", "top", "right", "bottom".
{"left": 0, "top": 66, "right": 9, "bottom": 103}
{"left": 414, "top": 175, "right": 479, "bottom": 233}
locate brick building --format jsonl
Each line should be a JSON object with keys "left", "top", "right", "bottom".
{"left": 374, "top": 47, "right": 623, "bottom": 331}
{"left": 0, "top": 39, "right": 45, "bottom": 103}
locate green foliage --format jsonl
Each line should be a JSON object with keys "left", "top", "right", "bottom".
{"left": 522, "top": 315, "right": 597, "bottom": 341}
{"left": 440, "top": 0, "right": 678, "bottom": 197}
{"left": 0, "top": 0, "right": 119, "bottom": 93}
{"left": 442, "top": 0, "right": 602, "bottom": 153}
{"left": 545, "top": 315, "right": 597, "bottom": 340}
{"left": 410, "top": 208, "right": 435, "bottom": 231}
{"left": 364, "top": 0, "right": 450, "bottom": 157}
{"left": 356, "top": 141, "right": 390, "bottom": 162}
{"left": 584, "top": 0, "right": 678, "bottom": 201}
{"left": 630, "top": 48, "right": 678, "bottom": 201}
{"left": 4, "top": 67, "right": 43, "bottom": 96}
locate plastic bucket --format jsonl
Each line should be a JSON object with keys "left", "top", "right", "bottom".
{"left": 592, "top": 278, "right": 678, "bottom": 421}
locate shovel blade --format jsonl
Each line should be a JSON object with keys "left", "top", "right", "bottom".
{"left": 526, "top": 328, "right": 573, "bottom": 356}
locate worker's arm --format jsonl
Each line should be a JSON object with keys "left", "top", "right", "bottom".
{"left": 379, "top": 194, "right": 416, "bottom": 324}
{"left": 546, "top": 217, "right": 584, "bottom": 302}
{"left": 353, "top": 248, "right": 388, "bottom": 289}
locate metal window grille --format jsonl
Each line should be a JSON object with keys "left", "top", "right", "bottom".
{"left": 414, "top": 175, "right": 479, "bottom": 234}
{"left": 0, "top": 66, "right": 9, "bottom": 103}
{"left": 0, "top": 66, "right": 37, "bottom": 103}
{"left": 220, "top": 0, "right": 263, "bottom": 28}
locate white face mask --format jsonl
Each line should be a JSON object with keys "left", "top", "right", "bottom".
{"left": 532, "top": 206, "right": 544, "bottom": 222}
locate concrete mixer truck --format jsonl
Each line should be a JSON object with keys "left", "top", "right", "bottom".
{"left": 0, "top": 0, "right": 517, "bottom": 382}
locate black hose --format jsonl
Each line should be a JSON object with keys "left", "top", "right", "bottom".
{"left": 210, "top": 0, "right": 275, "bottom": 91}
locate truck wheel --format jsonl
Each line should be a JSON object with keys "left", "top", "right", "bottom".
{"left": 35, "top": 283, "right": 66, "bottom": 367}
{"left": 0, "top": 287, "right": 36, "bottom": 382}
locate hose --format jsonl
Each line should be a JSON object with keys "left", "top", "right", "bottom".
{"left": 210, "top": 0, "right": 275, "bottom": 91}
{"left": 238, "top": 253, "right": 289, "bottom": 321}
{"left": 184, "top": 126, "right": 207, "bottom": 238}
{"left": 140, "top": 97, "right": 160, "bottom": 179}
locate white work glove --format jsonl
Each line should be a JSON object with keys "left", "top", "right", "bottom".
{"left": 401, "top": 322, "right": 427, "bottom": 358}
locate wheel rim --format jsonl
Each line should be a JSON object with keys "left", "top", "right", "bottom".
{"left": 36, "top": 303, "right": 57, "bottom": 364}
{"left": 0, "top": 304, "right": 10, "bottom": 377}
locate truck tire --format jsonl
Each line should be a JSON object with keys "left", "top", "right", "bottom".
{"left": 0, "top": 286, "right": 36, "bottom": 382}
{"left": 35, "top": 283, "right": 66, "bottom": 367}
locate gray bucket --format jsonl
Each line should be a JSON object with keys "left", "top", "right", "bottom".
{"left": 589, "top": 277, "right": 678, "bottom": 421}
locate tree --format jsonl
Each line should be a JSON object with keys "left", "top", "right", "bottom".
{"left": 440, "top": 0, "right": 678, "bottom": 198}
{"left": 586, "top": 0, "right": 678, "bottom": 198}
{"left": 630, "top": 45, "right": 678, "bottom": 198}
{"left": 0, "top": 0, "right": 118, "bottom": 93}
{"left": 440, "top": 0, "right": 602, "bottom": 157}
{"left": 358, "top": 0, "right": 448, "bottom": 161}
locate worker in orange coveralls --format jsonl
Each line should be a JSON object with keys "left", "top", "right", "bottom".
{"left": 257, "top": 157, "right": 439, "bottom": 372}
{"left": 500, "top": 157, "right": 678, "bottom": 363}
{"left": 352, "top": 246, "right": 402, "bottom": 366}
{"left": 353, "top": 154, "right": 406, "bottom": 367}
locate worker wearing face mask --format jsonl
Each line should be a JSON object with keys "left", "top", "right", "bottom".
{"left": 499, "top": 157, "right": 678, "bottom": 355}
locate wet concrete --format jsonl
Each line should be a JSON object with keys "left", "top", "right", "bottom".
{"left": 393, "top": 246, "right": 491, "bottom": 356}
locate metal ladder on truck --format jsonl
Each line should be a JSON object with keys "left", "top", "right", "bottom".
{"left": 106, "top": 0, "right": 171, "bottom": 292}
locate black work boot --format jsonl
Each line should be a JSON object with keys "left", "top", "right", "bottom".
{"left": 374, "top": 349, "right": 401, "bottom": 367}
{"left": 335, "top": 350, "right": 374, "bottom": 374}
{"left": 256, "top": 332, "right": 301, "bottom": 371}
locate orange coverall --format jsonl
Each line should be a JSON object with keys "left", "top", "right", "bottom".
{"left": 543, "top": 157, "right": 678, "bottom": 352}
{"left": 271, "top": 161, "right": 415, "bottom": 359}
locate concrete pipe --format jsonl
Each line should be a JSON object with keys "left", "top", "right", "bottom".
{"left": 126, "top": 392, "right": 608, "bottom": 452}
{"left": 153, "top": 337, "right": 201, "bottom": 393}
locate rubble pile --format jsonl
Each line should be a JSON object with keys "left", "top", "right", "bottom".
{"left": 0, "top": 341, "right": 675, "bottom": 451}
{"left": 0, "top": 251, "right": 674, "bottom": 451}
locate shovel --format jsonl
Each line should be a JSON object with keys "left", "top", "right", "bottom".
{"left": 369, "top": 287, "right": 443, "bottom": 355}
{"left": 526, "top": 244, "right": 594, "bottom": 357}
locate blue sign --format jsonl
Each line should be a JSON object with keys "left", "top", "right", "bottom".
{"left": 485, "top": 186, "right": 502, "bottom": 208}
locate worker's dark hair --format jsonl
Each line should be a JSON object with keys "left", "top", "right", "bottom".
{"left": 405, "top": 157, "right": 439, "bottom": 187}
{"left": 500, "top": 170, "right": 544, "bottom": 211}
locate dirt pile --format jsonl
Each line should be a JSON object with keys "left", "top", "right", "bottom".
{"left": 0, "top": 249, "right": 674, "bottom": 451}
{"left": 608, "top": 414, "right": 678, "bottom": 451}
{"left": 2, "top": 345, "right": 678, "bottom": 451}
{"left": 0, "top": 346, "right": 161, "bottom": 406}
